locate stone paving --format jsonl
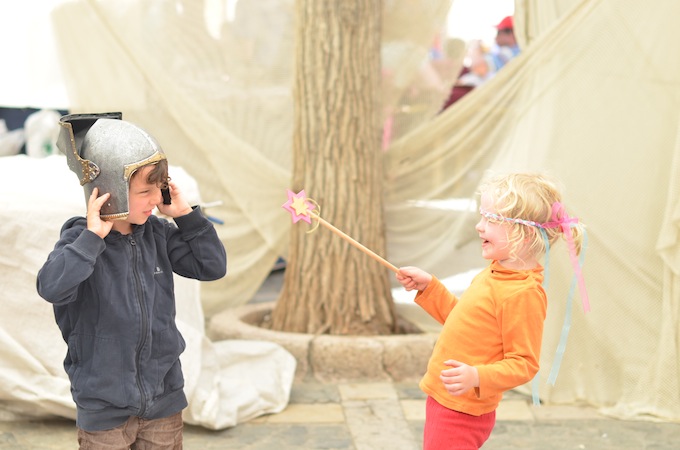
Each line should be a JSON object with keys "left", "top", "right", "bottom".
{"left": 2, "top": 380, "right": 680, "bottom": 449}
{"left": 3, "top": 270, "right": 680, "bottom": 449}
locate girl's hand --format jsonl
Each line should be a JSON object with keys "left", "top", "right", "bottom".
{"left": 440, "top": 360, "right": 479, "bottom": 396}
{"left": 396, "top": 266, "right": 432, "bottom": 291}
{"left": 87, "top": 187, "right": 114, "bottom": 239}
{"left": 156, "top": 181, "right": 193, "bottom": 218}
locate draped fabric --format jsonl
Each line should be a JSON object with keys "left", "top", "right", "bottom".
{"left": 1, "top": 0, "right": 678, "bottom": 423}
{"left": 47, "top": 0, "right": 458, "bottom": 314}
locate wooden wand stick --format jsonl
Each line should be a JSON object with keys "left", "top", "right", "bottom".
{"left": 310, "top": 212, "right": 399, "bottom": 273}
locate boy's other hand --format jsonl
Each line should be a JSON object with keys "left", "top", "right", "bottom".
{"left": 156, "top": 181, "right": 192, "bottom": 218}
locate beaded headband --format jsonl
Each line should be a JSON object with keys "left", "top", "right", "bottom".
{"left": 479, "top": 202, "right": 579, "bottom": 229}
{"left": 480, "top": 201, "right": 590, "bottom": 405}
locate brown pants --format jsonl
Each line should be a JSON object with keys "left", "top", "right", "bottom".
{"left": 77, "top": 412, "right": 183, "bottom": 450}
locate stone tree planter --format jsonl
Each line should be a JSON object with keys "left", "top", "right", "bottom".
{"left": 208, "top": 302, "right": 438, "bottom": 383}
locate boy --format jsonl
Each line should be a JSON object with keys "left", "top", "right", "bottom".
{"left": 37, "top": 113, "right": 227, "bottom": 448}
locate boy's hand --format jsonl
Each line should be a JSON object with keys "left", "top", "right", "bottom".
{"left": 440, "top": 360, "right": 479, "bottom": 396}
{"left": 87, "top": 187, "right": 114, "bottom": 239}
{"left": 156, "top": 181, "right": 193, "bottom": 218}
{"left": 396, "top": 266, "right": 432, "bottom": 291}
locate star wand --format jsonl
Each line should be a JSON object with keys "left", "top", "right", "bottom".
{"left": 282, "top": 189, "right": 399, "bottom": 273}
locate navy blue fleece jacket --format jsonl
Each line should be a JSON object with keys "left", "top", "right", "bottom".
{"left": 36, "top": 207, "right": 226, "bottom": 431}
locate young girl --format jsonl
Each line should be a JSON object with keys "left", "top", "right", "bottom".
{"left": 396, "top": 172, "right": 586, "bottom": 449}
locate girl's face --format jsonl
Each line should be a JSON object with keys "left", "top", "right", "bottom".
{"left": 475, "top": 192, "right": 513, "bottom": 263}
{"left": 475, "top": 192, "right": 539, "bottom": 270}
{"left": 111, "top": 165, "right": 162, "bottom": 234}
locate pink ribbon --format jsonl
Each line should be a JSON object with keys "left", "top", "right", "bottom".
{"left": 542, "top": 202, "right": 590, "bottom": 313}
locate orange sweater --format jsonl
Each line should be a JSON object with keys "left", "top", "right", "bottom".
{"left": 416, "top": 261, "right": 546, "bottom": 416}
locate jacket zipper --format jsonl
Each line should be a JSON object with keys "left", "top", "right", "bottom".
{"left": 130, "top": 236, "right": 149, "bottom": 416}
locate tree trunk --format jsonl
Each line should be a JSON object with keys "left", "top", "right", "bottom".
{"left": 270, "top": 0, "right": 396, "bottom": 335}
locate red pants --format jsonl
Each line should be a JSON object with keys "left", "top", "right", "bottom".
{"left": 423, "top": 396, "right": 496, "bottom": 450}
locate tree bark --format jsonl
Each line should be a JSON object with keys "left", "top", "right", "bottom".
{"left": 270, "top": 0, "right": 396, "bottom": 335}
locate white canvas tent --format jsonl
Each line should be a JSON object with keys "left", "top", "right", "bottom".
{"left": 1, "top": 0, "right": 679, "bottom": 425}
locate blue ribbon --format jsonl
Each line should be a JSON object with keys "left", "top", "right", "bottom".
{"left": 531, "top": 228, "right": 588, "bottom": 406}
{"left": 531, "top": 228, "right": 551, "bottom": 405}
{"left": 547, "top": 229, "right": 588, "bottom": 386}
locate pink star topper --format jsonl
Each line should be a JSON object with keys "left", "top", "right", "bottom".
{"left": 282, "top": 189, "right": 315, "bottom": 224}
{"left": 282, "top": 188, "right": 399, "bottom": 273}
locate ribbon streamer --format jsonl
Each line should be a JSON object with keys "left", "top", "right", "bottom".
{"left": 547, "top": 230, "right": 589, "bottom": 386}
{"left": 521, "top": 203, "right": 589, "bottom": 405}
{"left": 543, "top": 202, "right": 590, "bottom": 313}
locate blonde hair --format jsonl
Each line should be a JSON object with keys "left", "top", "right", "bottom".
{"left": 479, "top": 172, "right": 585, "bottom": 261}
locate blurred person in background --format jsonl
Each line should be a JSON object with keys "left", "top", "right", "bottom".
{"left": 487, "top": 15, "right": 520, "bottom": 74}
{"left": 440, "top": 16, "right": 520, "bottom": 111}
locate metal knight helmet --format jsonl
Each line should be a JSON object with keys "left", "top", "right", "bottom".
{"left": 57, "top": 112, "right": 167, "bottom": 220}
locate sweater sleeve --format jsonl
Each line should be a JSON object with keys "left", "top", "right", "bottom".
{"left": 414, "top": 276, "right": 459, "bottom": 325}
{"left": 36, "top": 222, "right": 106, "bottom": 305}
{"left": 475, "top": 286, "right": 547, "bottom": 398}
{"left": 166, "top": 206, "right": 227, "bottom": 281}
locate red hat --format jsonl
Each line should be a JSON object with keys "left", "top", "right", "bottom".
{"left": 496, "top": 16, "right": 513, "bottom": 30}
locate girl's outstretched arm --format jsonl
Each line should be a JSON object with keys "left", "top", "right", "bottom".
{"left": 396, "top": 266, "right": 432, "bottom": 292}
